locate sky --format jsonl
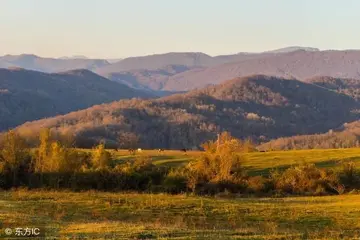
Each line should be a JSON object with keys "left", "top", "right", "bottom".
{"left": 1, "top": 0, "right": 360, "bottom": 58}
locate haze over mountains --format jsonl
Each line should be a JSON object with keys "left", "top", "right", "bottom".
{"left": 3, "top": 46, "right": 360, "bottom": 149}
{"left": 5, "top": 47, "right": 360, "bottom": 93}
{"left": 0, "top": 54, "right": 109, "bottom": 73}
{"left": 1, "top": 46, "right": 316, "bottom": 72}
{"left": 160, "top": 50, "right": 360, "bottom": 91}
{"left": 96, "top": 49, "right": 360, "bottom": 93}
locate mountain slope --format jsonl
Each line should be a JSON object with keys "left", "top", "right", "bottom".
{"left": 162, "top": 50, "right": 360, "bottom": 91}
{"left": 307, "top": 76, "right": 360, "bottom": 101}
{"left": 96, "top": 52, "right": 298, "bottom": 90}
{"left": 15, "top": 75, "right": 360, "bottom": 149}
{"left": 0, "top": 68, "right": 152, "bottom": 130}
{"left": 258, "top": 120, "right": 360, "bottom": 151}
{"left": 105, "top": 65, "right": 203, "bottom": 91}
{"left": 0, "top": 54, "right": 110, "bottom": 72}
{"left": 95, "top": 52, "right": 217, "bottom": 74}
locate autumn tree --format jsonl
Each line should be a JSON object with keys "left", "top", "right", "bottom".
{"left": 35, "top": 128, "right": 51, "bottom": 173}
{"left": 47, "top": 142, "right": 68, "bottom": 172}
{"left": 91, "top": 143, "right": 112, "bottom": 170}
{"left": 0, "top": 130, "right": 29, "bottom": 185}
{"left": 187, "top": 132, "right": 247, "bottom": 192}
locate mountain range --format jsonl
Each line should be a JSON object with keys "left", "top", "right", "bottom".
{"left": 3, "top": 47, "right": 360, "bottom": 149}
{"left": 158, "top": 50, "right": 360, "bottom": 91}
{"left": 0, "top": 54, "right": 109, "bottom": 73}
{"left": 15, "top": 75, "right": 360, "bottom": 149}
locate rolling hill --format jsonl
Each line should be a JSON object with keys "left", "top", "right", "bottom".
{"left": 15, "top": 75, "right": 360, "bottom": 149}
{"left": 0, "top": 68, "right": 152, "bottom": 130}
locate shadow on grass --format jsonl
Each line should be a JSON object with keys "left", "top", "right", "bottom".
{"left": 245, "top": 158, "right": 354, "bottom": 177}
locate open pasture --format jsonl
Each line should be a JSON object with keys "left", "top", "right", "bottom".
{"left": 1, "top": 190, "right": 360, "bottom": 239}
{"left": 107, "top": 148, "right": 360, "bottom": 175}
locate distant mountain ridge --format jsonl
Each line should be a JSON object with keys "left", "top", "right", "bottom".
{"left": 59, "top": 55, "right": 89, "bottom": 59}
{"left": 0, "top": 46, "right": 319, "bottom": 75}
{"left": 4, "top": 48, "right": 360, "bottom": 94}
{"left": 0, "top": 54, "right": 110, "bottom": 73}
{"left": 160, "top": 50, "right": 360, "bottom": 91}
{"left": 105, "top": 65, "right": 203, "bottom": 91}
{"left": 264, "top": 46, "right": 320, "bottom": 53}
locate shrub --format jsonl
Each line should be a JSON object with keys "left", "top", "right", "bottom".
{"left": 184, "top": 132, "right": 248, "bottom": 194}
{"left": 339, "top": 161, "right": 360, "bottom": 188}
{"left": 163, "top": 169, "right": 187, "bottom": 193}
{"left": 271, "top": 164, "right": 341, "bottom": 195}
{"left": 247, "top": 176, "right": 271, "bottom": 194}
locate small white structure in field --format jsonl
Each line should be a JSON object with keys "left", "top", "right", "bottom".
{"left": 137, "top": 148, "right": 142, "bottom": 153}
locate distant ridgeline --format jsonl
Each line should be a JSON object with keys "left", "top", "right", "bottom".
{"left": 3, "top": 49, "right": 360, "bottom": 149}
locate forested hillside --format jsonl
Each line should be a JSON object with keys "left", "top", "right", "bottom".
{"left": 0, "top": 68, "right": 152, "bottom": 130}
{"left": 307, "top": 76, "right": 360, "bottom": 101}
{"left": 259, "top": 120, "right": 360, "bottom": 151}
{"left": 15, "top": 75, "right": 360, "bottom": 149}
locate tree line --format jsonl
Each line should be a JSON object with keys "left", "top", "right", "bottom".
{"left": 0, "top": 130, "right": 359, "bottom": 196}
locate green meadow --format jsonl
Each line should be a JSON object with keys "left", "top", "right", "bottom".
{"left": 110, "top": 148, "right": 360, "bottom": 175}
{"left": 1, "top": 190, "right": 360, "bottom": 239}
{"left": 2, "top": 148, "right": 360, "bottom": 239}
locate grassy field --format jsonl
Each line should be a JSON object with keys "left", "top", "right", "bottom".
{"left": 2, "top": 148, "right": 360, "bottom": 239}
{"left": 109, "top": 148, "right": 360, "bottom": 175}
{"left": 1, "top": 190, "right": 360, "bottom": 239}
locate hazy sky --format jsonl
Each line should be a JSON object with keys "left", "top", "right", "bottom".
{"left": 1, "top": 0, "right": 359, "bottom": 58}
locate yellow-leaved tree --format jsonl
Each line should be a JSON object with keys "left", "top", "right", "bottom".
{"left": 0, "top": 130, "right": 28, "bottom": 185}
{"left": 91, "top": 143, "right": 112, "bottom": 170}
{"left": 186, "top": 132, "right": 250, "bottom": 192}
{"left": 35, "top": 128, "right": 51, "bottom": 173}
